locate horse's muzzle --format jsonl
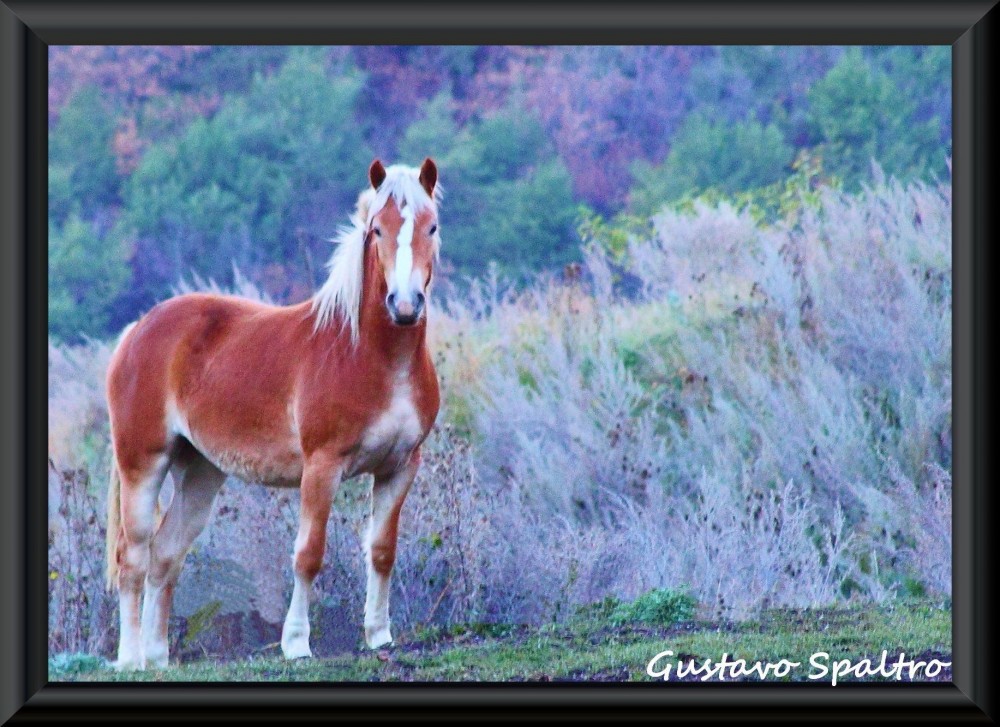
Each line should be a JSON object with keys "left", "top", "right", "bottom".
{"left": 386, "top": 291, "right": 425, "bottom": 326}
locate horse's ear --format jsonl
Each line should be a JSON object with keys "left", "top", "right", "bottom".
{"left": 369, "top": 159, "right": 386, "bottom": 190}
{"left": 419, "top": 158, "right": 437, "bottom": 197}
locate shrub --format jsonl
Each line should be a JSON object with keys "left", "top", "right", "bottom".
{"left": 611, "top": 588, "right": 696, "bottom": 627}
{"left": 48, "top": 85, "right": 121, "bottom": 225}
{"left": 48, "top": 653, "right": 109, "bottom": 677}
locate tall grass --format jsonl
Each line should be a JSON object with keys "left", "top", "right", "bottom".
{"left": 48, "top": 340, "right": 117, "bottom": 656}
{"left": 47, "top": 176, "right": 951, "bottom": 659}
{"left": 449, "top": 175, "right": 950, "bottom": 613}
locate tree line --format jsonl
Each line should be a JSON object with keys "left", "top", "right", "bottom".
{"left": 49, "top": 45, "right": 950, "bottom": 342}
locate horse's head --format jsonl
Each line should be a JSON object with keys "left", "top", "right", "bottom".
{"left": 366, "top": 158, "right": 440, "bottom": 327}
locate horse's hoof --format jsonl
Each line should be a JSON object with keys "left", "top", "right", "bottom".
{"left": 114, "top": 657, "right": 145, "bottom": 672}
{"left": 365, "top": 624, "right": 393, "bottom": 649}
{"left": 282, "top": 641, "right": 313, "bottom": 660}
{"left": 145, "top": 646, "right": 169, "bottom": 669}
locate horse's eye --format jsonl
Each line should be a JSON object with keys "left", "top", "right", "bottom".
{"left": 373, "top": 227, "right": 382, "bottom": 238}
{"left": 429, "top": 224, "right": 438, "bottom": 235}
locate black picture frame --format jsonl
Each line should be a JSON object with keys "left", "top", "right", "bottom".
{"left": 2, "top": 2, "right": 995, "bottom": 722}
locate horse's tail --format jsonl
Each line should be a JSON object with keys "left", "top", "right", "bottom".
{"left": 105, "top": 320, "right": 137, "bottom": 592}
{"left": 105, "top": 458, "right": 121, "bottom": 591}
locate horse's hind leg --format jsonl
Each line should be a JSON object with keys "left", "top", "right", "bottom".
{"left": 114, "top": 450, "right": 171, "bottom": 670}
{"left": 143, "top": 445, "right": 225, "bottom": 668}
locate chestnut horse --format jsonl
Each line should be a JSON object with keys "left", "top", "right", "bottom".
{"left": 105, "top": 159, "right": 441, "bottom": 669}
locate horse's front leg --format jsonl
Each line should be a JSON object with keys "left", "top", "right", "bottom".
{"left": 281, "top": 451, "right": 343, "bottom": 660}
{"left": 364, "top": 449, "right": 420, "bottom": 649}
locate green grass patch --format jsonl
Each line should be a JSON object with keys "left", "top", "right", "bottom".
{"left": 58, "top": 600, "right": 950, "bottom": 683}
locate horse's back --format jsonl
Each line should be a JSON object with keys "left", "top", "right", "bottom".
{"left": 107, "top": 294, "right": 309, "bottom": 477}
{"left": 109, "top": 293, "right": 272, "bottom": 397}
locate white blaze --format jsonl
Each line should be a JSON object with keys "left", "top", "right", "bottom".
{"left": 394, "top": 205, "right": 415, "bottom": 294}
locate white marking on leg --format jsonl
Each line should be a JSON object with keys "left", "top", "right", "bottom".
{"left": 115, "top": 462, "right": 166, "bottom": 671}
{"left": 116, "top": 589, "right": 144, "bottom": 670}
{"left": 364, "top": 494, "right": 394, "bottom": 647}
{"left": 282, "top": 525, "right": 313, "bottom": 659}
{"left": 363, "top": 465, "right": 414, "bottom": 649}
{"left": 364, "top": 563, "right": 393, "bottom": 649}
{"left": 141, "top": 580, "right": 169, "bottom": 668}
{"left": 282, "top": 572, "right": 313, "bottom": 659}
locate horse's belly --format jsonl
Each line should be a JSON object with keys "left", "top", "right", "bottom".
{"left": 185, "top": 423, "right": 303, "bottom": 486}
{"left": 170, "top": 398, "right": 304, "bottom": 486}
{"left": 198, "top": 446, "right": 302, "bottom": 487}
{"left": 209, "top": 446, "right": 304, "bottom": 487}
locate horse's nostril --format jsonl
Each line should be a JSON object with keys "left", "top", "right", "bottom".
{"left": 415, "top": 292, "right": 425, "bottom": 310}
{"left": 386, "top": 292, "right": 397, "bottom": 310}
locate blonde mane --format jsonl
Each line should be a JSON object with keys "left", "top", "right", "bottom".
{"left": 311, "top": 164, "right": 441, "bottom": 343}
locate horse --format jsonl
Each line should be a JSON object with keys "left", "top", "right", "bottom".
{"left": 104, "top": 158, "right": 442, "bottom": 669}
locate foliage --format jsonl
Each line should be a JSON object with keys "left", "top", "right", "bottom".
{"left": 867, "top": 46, "right": 951, "bottom": 147}
{"left": 629, "top": 113, "right": 794, "bottom": 217}
{"left": 48, "top": 463, "right": 117, "bottom": 658}
{"left": 118, "top": 47, "right": 372, "bottom": 310}
{"left": 691, "top": 47, "right": 828, "bottom": 124}
{"left": 396, "top": 90, "right": 460, "bottom": 163}
{"left": 47, "top": 45, "right": 950, "bottom": 342}
{"left": 467, "top": 175, "right": 950, "bottom": 614}
{"left": 48, "top": 85, "right": 122, "bottom": 225}
{"left": 584, "top": 151, "right": 838, "bottom": 269}
{"left": 48, "top": 46, "right": 209, "bottom": 120}
{"left": 351, "top": 46, "right": 480, "bottom": 154}
{"left": 669, "top": 150, "right": 838, "bottom": 226}
{"left": 49, "top": 214, "right": 130, "bottom": 342}
{"left": 576, "top": 208, "right": 653, "bottom": 263}
{"left": 489, "top": 46, "right": 703, "bottom": 209}
{"left": 806, "top": 48, "right": 945, "bottom": 190}
{"left": 611, "top": 588, "right": 697, "bottom": 627}
{"left": 48, "top": 653, "right": 109, "bottom": 677}
{"left": 180, "top": 601, "right": 223, "bottom": 650}
{"left": 404, "top": 101, "right": 580, "bottom": 280}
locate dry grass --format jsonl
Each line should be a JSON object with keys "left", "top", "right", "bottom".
{"left": 48, "top": 177, "right": 952, "bottom": 659}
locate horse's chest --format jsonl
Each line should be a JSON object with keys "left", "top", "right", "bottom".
{"left": 352, "top": 383, "right": 423, "bottom": 476}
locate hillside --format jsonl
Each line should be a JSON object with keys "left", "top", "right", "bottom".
{"left": 48, "top": 45, "right": 951, "bottom": 342}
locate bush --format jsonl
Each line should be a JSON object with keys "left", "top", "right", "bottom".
{"left": 48, "top": 653, "right": 109, "bottom": 677}
{"left": 611, "top": 588, "right": 697, "bottom": 627}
